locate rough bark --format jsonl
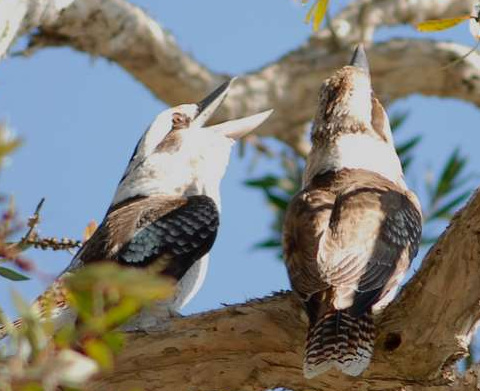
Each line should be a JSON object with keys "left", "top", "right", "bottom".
{"left": 2, "top": 0, "right": 479, "bottom": 153}
{"left": 2, "top": 0, "right": 480, "bottom": 390}
{"left": 85, "top": 189, "right": 480, "bottom": 391}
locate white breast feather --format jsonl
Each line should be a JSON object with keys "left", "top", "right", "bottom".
{"left": 110, "top": 130, "right": 233, "bottom": 325}
{"left": 335, "top": 134, "right": 406, "bottom": 188}
{"left": 112, "top": 130, "right": 233, "bottom": 209}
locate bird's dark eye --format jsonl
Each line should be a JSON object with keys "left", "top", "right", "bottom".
{"left": 172, "top": 112, "right": 191, "bottom": 130}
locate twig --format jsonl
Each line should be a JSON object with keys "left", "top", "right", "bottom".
{"left": 24, "top": 236, "right": 81, "bottom": 251}
{"left": 440, "top": 40, "right": 480, "bottom": 71}
{"left": 19, "top": 198, "right": 45, "bottom": 246}
{"left": 13, "top": 198, "right": 82, "bottom": 252}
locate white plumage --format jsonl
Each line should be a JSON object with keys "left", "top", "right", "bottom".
{"left": 0, "top": 79, "right": 273, "bottom": 339}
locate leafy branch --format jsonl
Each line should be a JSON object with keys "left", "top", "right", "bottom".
{"left": 0, "top": 263, "right": 174, "bottom": 391}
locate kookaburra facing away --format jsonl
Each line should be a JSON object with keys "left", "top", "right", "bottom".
{"left": 282, "top": 46, "right": 422, "bottom": 377}
{"left": 0, "top": 79, "right": 273, "bottom": 336}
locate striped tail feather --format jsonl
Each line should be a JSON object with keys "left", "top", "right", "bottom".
{"left": 303, "top": 310, "right": 375, "bottom": 378}
{"left": 0, "top": 318, "right": 23, "bottom": 340}
{"left": 0, "top": 278, "right": 72, "bottom": 341}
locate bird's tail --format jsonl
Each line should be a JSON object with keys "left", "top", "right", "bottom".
{"left": 0, "top": 318, "right": 23, "bottom": 340}
{"left": 0, "top": 278, "right": 70, "bottom": 341}
{"left": 303, "top": 310, "right": 374, "bottom": 378}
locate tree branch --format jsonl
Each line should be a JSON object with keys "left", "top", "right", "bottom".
{"left": 316, "top": 0, "right": 475, "bottom": 44}
{"left": 85, "top": 188, "right": 480, "bottom": 391}
{"left": 1, "top": 0, "right": 476, "bottom": 153}
{"left": 0, "top": 0, "right": 75, "bottom": 59}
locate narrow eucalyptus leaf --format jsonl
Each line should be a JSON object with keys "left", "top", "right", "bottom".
{"left": 427, "top": 190, "right": 472, "bottom": 222}
{"left": 266, "top": 192, "right": 289, "bottom": 210}
{"left": 0, "top": 266, "right": 29, "bottom": 281}
{"left": 396, "top": 135, "right": 422, "bottom": 157}
{"left": 244, "top": 175, "right": 280, "bottom": 189}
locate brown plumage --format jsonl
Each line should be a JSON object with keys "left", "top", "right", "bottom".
{"left": 81, "top": 195, "right": 188, "bottom": 264}
{"left": 283, "top": 45, "right": 422, "bottom": 377}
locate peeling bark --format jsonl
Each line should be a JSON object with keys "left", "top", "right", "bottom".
{"left": 85, "top": 189, "right": 480, "bottom": 391}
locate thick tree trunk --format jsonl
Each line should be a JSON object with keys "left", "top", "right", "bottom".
{"left": 85, "top": 189, "right": 480, "bottom": 391}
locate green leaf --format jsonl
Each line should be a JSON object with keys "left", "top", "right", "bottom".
{"left": 83, "top": 338, "right": 114, "bottom": 370}
{"left": 396, "top": 135, "right": 422, "bottom": 157}
{"left": 266, "top": 192, "right": 289, "bottom": 210}
{"left": 433, "top": 148, "right": 467, "bottom": 201}
{"left": 427, "top": 190, "right": 472, "bottom": 222}
{"left": 401, "top": 156, "right": 413, "bottom": 172}
{"left": 102, "top": 331, "right": 125, "bottom": 354}
{"left": 244, "top": 175, "right": 280, "bottom": 189}
{"left": 101, "top": 298, "right": 140, "bottom": 330}
{"left": 390, "top": 111, "right": 409, "bottom": 132}
{"left": 20, "top": 383, "right": 44, "bottom": 391}
{"left": 253, "top": 239, "right": 282, "bottom": 249}
{"left": 421, "top": 236, "right": 438, "bottom": 246}
{"left": 54, "top": 323, "right": 77, "bottom": 348}
{"left": 68, "top": 289, "right": 94, "bottom": 321}
{"left": 0, "top": 266, "right": 29, "bottom": 281}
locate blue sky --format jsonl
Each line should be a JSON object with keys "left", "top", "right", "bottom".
{"left": 0, "top": 0, "right": 480, "bottom": 318}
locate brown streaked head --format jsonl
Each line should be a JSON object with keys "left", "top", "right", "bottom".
{"left": 311, "top": 45, "right": 391, "bottom": 147}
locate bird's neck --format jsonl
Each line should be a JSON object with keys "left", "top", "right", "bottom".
{"left": 304, "top": 133, "right": 406, "bottom": 189}
{"left": 111, "top": 159, "right": 223, "bottom": 209}
{"left": 111, "top": 134, "right": 232, "bottom": 210}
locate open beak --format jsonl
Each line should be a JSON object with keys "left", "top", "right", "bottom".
{"left": 349, "top": 44, "right": 370, "bottom": 75}
{"left": 191, "top": 78, "right": 273, "bottom": 140}
{"left": 193, "top": 79, "right": 235, "bottom": 127}
{"left": 206, "top": 109, "right": 273, "bottom": 140}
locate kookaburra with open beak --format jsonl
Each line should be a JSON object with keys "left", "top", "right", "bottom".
{"left": 0, "top": 79, "right": 273, "bottom": 336}
{"left": 283, "top": 45, "right": 422, "bottom": 377}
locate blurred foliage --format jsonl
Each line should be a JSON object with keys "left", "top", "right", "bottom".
{"left": 0, "top": 123, "right": 32, "bottom": 282}
{"left": 244, "top": 151, "right": 303, "bottom": 259}
{"left": 0, "top": 123, "right": 21, "bottom": 170}
{"left": 0, "top": 194, "right": 84, "bottom": 284}
{"left": 422, "top": 148, "right": 473, "bottom": 244}
{"left": 0, "top": 263, "right": 174, "bottom": 391}
{"left": 66, "top": 263, "right": 173, "bottom": 336}
{"left": 245, "top": 112, "right": 474, "bottom": 258}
